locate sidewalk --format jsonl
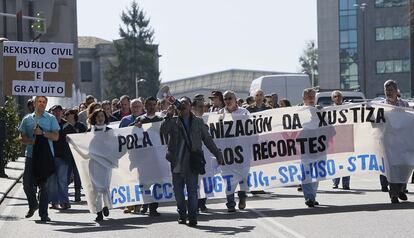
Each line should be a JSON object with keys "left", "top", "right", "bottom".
{"left": 0, "top": 157, "right": 25, "bottom": 203}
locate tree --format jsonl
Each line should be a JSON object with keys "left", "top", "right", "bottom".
{"left": 299, "top": 40, "right": 318, "bottom": 87}
{"left": 105, "top": 1, "right": 160, "bottom": 99}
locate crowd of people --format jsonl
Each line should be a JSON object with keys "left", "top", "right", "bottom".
{"left": 19, "top": 79, "right": 414, "bottom": 226}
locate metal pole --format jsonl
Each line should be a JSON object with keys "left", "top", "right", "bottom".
{"left": 135, "top": 77, "right": 138, "bottom": 99}
{"left": 362, "top": 6, "right": 367, "bottom": 96}
{"left": 16, "top": 0, "right": 23, "bottom": 41}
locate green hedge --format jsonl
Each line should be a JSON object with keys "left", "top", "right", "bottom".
{"left": 0, "top": 96, "right": 22, "bottom": 163}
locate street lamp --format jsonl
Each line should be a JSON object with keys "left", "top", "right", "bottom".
{"left": 354, "top": 2, "right": 367, "bottom": 96}
{"left": 135, "top": 78, "right": 146, "bottom": 99}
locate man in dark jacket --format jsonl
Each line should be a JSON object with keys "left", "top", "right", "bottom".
{"left": 160, "top": 96, "right": 224, "bottom": 227}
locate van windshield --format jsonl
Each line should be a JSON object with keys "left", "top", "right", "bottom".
{"left": 317, "top": 96, "right": 364, "bottom": 106}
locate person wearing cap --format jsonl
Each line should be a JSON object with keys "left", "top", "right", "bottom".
{"left": 62, "top": 109, "right": 87, "bottom": 202}
{"left": 208, "top": 91, "right": 225, "bottom": 112}
{"left": 218, "top": 91, "right": 250, "bottom": 212}
{"left": 193, "top": 94, "right": 205, "bottom": 103}
{"left": 48, "top": 105, "right": 71, "bottom": 210}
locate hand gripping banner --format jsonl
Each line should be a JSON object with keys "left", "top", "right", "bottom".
{"left": 68, "top": 102, "right": 414, "bottom": 213}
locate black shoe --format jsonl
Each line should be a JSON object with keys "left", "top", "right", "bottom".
{"left": 343, "top": 186, "right": 350, "bottom": 190}
{"left": 398, "top": 192, "right": 408, "bottom": 201}
{"left": 178, "top": 218, "right": 187, "bottom": 224}
{"left": 25, "top": 206, "right": 38, "bottom": 218}
{"left": 297, "top": 186, "right": 302, "bottom": 192}
{"left": 95, "top": 211, "right": 103, "bottom": 221}
{"left": 332, "top": 185, "right": 339, "bottom": 189}
{"left": 238, "top": 199, "right": 246, "bottom": 210}
{"left": 102, "top": 207, "right": 109, "bottom": 217}
{"left": 227, "top": 207, "right": 236, "bottom": 212}
{"left": 140, "top": 207, "right": 148, "bottom": 214}
{"left": 391, "top": 197, "right": 399, "bottom": 204}
{"left": 403, "top": 189, "right": 409, "bottom": 193}
{"left": 305, "top": 199, "right": 315, "bottom": 207}
{"left": 251, "top": 190, "right": 266, "bottom": 195}
{"left": 199, "top": 205, "right": 208, "bottom": 213}
{"left": 40, "top": 216, "right": 51, "bottom": 222}
{"left": 188, "top": 220, "right": 197, "bottom": 227}
{"left": 149, "top": 211, "right": 161, "bottom": 217}
{"left": 314, "top": 201, "right": 319, "bottom": 205}
{"left": 381, "top": 186, "right": 389, "bottom": 192}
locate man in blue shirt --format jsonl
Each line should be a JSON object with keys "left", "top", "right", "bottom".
{"left": 119, "top": 99, "right": 145, "bottom": 127}
{"left": 19, "top": 96, "right": 59, "bottom": 222}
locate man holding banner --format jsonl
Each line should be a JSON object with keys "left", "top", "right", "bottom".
{"left": 381, "top": 79, "right": 410, "bottom": 204}
{"left": 160, "top": 96, "right": 224, "bottom": 227}
{"left": 218, "top": 90, "right": 250, "bottom": 212}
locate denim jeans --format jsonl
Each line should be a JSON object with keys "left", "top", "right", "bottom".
{"left": 172, "top": 172, "right": 198, "bottom": 221}
{"left": 332, "top": 176, "right": 350, "bottom": 187}
{"left": 226, "top": 191, "right": 247, "bottom": 208}
{"left": 47, "top": 157, "right": 69, "bottom": 204}
{"left": 67, "top": 159, "right": 82, "bottom": 190}
{"left": 23, "top": 157, "right": 49, "bottom": 218}
{"left": 302, "top": 182, "right": 319, "bottom": 201}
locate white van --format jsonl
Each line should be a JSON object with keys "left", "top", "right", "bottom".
{"left": 316, "top": 91, "right": 366, "bottom": 107}
{"left": 249, "top": 74, "right": 311, "bottom": 105}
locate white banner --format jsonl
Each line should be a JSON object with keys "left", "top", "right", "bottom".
{"left": 68, "top": 102, "right": 414, "bottom": 213}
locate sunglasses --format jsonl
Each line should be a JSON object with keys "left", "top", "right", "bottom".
{"left": 224, "top": 97, "right": 234, "bottom": 101}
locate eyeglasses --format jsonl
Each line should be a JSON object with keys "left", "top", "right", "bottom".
{"left": 224, "top": 97, "right": 234, "bottom": 101}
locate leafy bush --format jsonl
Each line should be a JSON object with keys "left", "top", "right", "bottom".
{"left": 0, "top": 96, "right": 21, "bottom": 163}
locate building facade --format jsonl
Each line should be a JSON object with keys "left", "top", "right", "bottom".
{"left": 78, "top": 36, "right": 160, "bottom": 101}
{"left": 160, "top": 69, "right": 294, "bottom": 100}
{"left": 318, "top": 0, "right": 413, "bottom": 98}
{"left": 78, "top": 36, "right": 114, "bottom": 101}
{"left": 0, "top": 0, "right": 78, "bottom": 107}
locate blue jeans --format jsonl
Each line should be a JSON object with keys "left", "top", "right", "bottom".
{"left": 67, "top": 159, "right": 82, "bottom": 190}
{"left": 47, "top": 157, "right": 69, "bottom": 204}
{"left": 172, "top": 172, "right": 198, "bottom": 221}
{"left": 23, "top": 157, "right": 49, "bottom": 218}
{"left": 226, "top": 191, "right": 247, "bottom": 208}
{"left": 333, "top": 176, "right": 350, "bottom": 187}
{"left": 302, "top": 182, "right": 319, "bottom": 201}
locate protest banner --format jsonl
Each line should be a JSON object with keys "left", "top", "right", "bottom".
{"left": 68, "top": 102, "right": 414, "bottom": 213}
{"left": 1, "top": 41, "right": 73, "bottom": 97}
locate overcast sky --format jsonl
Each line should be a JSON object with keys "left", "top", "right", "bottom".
{"left": 77, "top": 0, "right": 317, "bottom": 82}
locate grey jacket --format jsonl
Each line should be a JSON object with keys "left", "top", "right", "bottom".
{"left": 160, "top": 113, "right": 223, "bottom": 174}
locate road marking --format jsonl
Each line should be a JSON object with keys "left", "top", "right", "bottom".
{"left": 249, "top": 208, "right": 306, "bottom": 238}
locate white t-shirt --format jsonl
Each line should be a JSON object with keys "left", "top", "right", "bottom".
{"left": 218, "top": 106, "right": 250, "bottom": 115}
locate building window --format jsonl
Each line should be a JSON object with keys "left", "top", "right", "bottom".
{"left": 375, "top": 26, "right": 409, "bottom": 41}
{"left": 375, "top": 0, "right": 407, "bottom": 7}
{"left": 80, "top": 61, "right": 92, "bottom": 82}
{"left": 376, "top": 59, "right": 410, "bottom": 74}
{"left": 339, "top": 0, "right": 359, "bottom": 90}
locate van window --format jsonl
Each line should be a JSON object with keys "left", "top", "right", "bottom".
{"left": 317, "top": 96, "right": 364, "bottom": 106}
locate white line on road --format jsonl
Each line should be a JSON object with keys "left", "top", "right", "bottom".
{"left": 248, "top": 208, "right": 306, "bottom": 238}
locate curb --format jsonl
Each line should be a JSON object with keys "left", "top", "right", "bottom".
{"left": 0, "top": 157, "right": 25, "bottom": 204}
